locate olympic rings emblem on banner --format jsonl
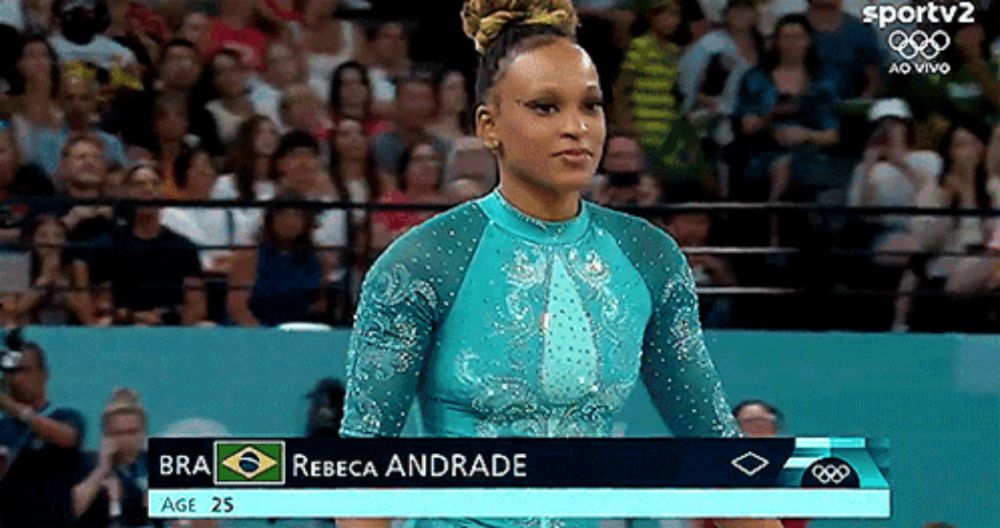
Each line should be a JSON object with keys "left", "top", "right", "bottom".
{"left": 810, "top": 463, "right": 853, "bottom": 485}
{"left": 887, "top": 29, "right": 951, "bottom": 60}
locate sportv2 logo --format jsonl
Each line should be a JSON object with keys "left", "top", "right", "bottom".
{"left": 861, "top": 1, "right": 977, "bottom": 75}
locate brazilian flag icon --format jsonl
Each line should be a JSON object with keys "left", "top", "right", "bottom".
{"left": 214, "top": 441, "right": 285, "bottom": 485}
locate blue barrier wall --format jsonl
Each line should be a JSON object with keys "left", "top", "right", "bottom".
{"left": 16, "top": 328, "right": 1000, "bottom": 528}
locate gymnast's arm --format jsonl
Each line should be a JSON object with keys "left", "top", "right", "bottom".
{"left": 337, "top": 250, "right": 439, "bottom": 528}
{"left": 639, "top": 241, "right": 742, "bottom": 438}
{"left": 638, "top": 243, "right": 783, "bottom": 528}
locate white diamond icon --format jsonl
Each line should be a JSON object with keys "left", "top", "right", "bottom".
{"left": 731, "top": 451, "right": 769, "bottom": 476}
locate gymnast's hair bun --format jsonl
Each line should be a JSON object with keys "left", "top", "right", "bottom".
{"left": 461, "top": 0, "right": 579, "bottom": 54}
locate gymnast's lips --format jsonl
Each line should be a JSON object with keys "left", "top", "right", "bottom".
{"left": 553, "top": 149, "right": 594, "bottom": 167}
{"left": 553, "top": 148, "right": 593, "bottom": 158}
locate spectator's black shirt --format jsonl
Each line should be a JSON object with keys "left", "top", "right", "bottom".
{"left": 110, "top": 223, "right": 202, "bottom": 314}
{"left": 0, "top": 403, "right": 86, "bottom": 527}
{"left": 74, "top": 450, "right": 160, "bottom": 528}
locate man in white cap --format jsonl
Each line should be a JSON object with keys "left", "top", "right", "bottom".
{"left": 847, "top": 98, "right": 943, "bottom": 266}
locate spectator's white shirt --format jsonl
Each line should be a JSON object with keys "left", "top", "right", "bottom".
{"left": 212, "top": 173, "right": 277, "bottom": 202}
{"left": 695, "top": 0, "right": 728, "bottom": 23}
{"left": 991, "top": 36, "right": 999, "bottom": 63}
{"left": 49, "top": 33, "right": 137, "bottom": 70}
{"left": 161, "top": 206, "right": 255, "bottom": 270}
{"left": 989, "top": 173, "right": 1000, "bottom": 208}
{"left": 212, "top": 175, "right": 347, "bottom": 265}
{"left": 312, "top": 197, "right": 349, "bottom": 250}
{"left": 0, "top": 0, "right": 24, "bottom": 30}
{"left": 367, "top": 65, "right": 397, "bottom": 109}
{"left": 912, "top": 180, "right": 993, "bottom": 279}
{"left": 287, "top": 19, "right": 357, "bottom": 103}
{"left": 678, "top": 30, "right": 754, "bottom": 115}
{"left": 205, "top": 100, "right": 253, "bottom": 146}
{"left": 210, "top": 174, "right": 276, "bottom": 245}
{"left": 248, "top": 79, "right": 284, "bottom": 126}
{"left": 847, "top": 150, "right": 941, "bottom": 231}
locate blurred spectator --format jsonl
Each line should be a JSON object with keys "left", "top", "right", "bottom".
{"left": 664, "top": 209, "right": 737, "bottom": 327}
{"left": 913, "top": 121, "right": 995, "bottom": 285}
{"left": 228, "top": 193, "right": 325, "bottom": 326}
{"left": 105, "top": 0, "right": 170, "bottom": 87}
{"left": 8, "top": 34, "right": 62, "bottom": 149}
{"left": 847, "top": 99, "right": 941, "bottom": 266}
{"left": 291, "top": 0, "right": 369, "bottom": 103}
{"left": 305, "top": 377, "right": 345, "bottom": 438}
{"left": 989, "top": 122, "right": 1000, "bottom": 202}
{"left": 896, "top": 120, "right": 996, "bottom": 331}
{"left": 73, "top": 387, "right": 152, "bottom": 527}
{"left": 427, "top": 70, "right": 472, "bottom": 142}
{"left": 150, "top": 92, "right": 194, "bottom": 198}
{"left": 329, "top": 117, "right": 380, "bottom": 300}
{"left": 442, "top": 136, "right": 496, "bottom": 196}
{"left": 162, "top": 146, "right": 248, "bottom": 275}
{"left": 372, "top": 72, "right": 450, "bottom": 176}
{"left": 0, "top": 329, "right": 86, "bottom": 527}
{"left": 28, "top": 70, "right": 128, "bottom": 177}
{"left": 270, "top": 130, "right": 348, "bottom": 272}
{"left": 678, "top": 0, "right": 762, "bottom": 147}
{"left": 575, "top": 0, "right": 634, "bottom": 97}
{"left": 612, "top": 0, "right": 683, "bottom": 149}
{"left": 212, "top": 116, "right": 280, "bottom": 262}
{"left": 251, "top": 41, "right": 305, "bottom": 126}
{"left": 330, "top": 117, "right": 380, "bottom": 223}
{"left": 214, "top": 115, "right": 280, "bottom": 202}
{"left": 109, "top": 164, "right": 206, "bottom": 325}
{"left": 371, "top": 139, "right": 448, "bottom": 253}
{"left": 732, "top": 399, "right": 783, "bottom": 437}
{"left": 57, "top": 134, "right": 116, "bottom": 258}
{"left": 202, "top": 0, "right": 271, "bottom": 71}
{"left": 0, "top": 120, "right": 55, "bottom": 246}
{"left": 732, "top": 14, "right": 840, "bottom": 210}
{"left": 924, "top": 18, "right": 1000, "bottom": 125}
{"left": 280, "top": 83, "right": 331, "bottom": 140}
{"left": 48, "top": 0, "right": 139, "bottom": 74}
{"left": 0, "top": 0, "right": 25, "bottom": 30}
{"left": 700, "top": 400, "right": 809, "bottom": 528}
{"left": 103, "top": 38, "right": 225, "bottom": 157}
{"left": 177, "top": 10, "right": 210, "bottom": 50}
{"left": 9, "top": 215, "right": 95, "bottom": 325}
{"left": 167, "top": 521, "right": 221, "bottom": 528}
{"left": 204, "top": 49, "right": 257, "bottom": 146}
{"left": 443, "top": 176, "right": 487, "bottom": 204}
{"left": 805, "top": 0, "right": 881, "bottom": 99}
{"left": 20, "top": 0, "right": 55, "bottom": 33}
{"left": 367, "top": 21, "right": 411, "bottom": 116}
{"left": 328, "top": 60, "right": 392, "bottom": 137}
{"left": 258, "top": 0, "right": 304, "bottom": 25}
{"left": 591, "top": 131, "right": 662, "bottom": 206}
{"left": 53, "top": 136, "right": 115, "bottom": 325}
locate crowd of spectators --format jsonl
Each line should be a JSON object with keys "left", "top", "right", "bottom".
{"left": 0, "top": 328, "right": 349, "bottom": 527}
{"left": 0, "top": 0, "right": 997, "bottom": 332}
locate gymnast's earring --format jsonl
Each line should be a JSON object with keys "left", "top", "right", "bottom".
{"left": 484, "top": 139, "right": 503, "bottom": 155}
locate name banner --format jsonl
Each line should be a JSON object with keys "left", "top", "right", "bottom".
{"left": 148, "top": 437, "right": 889, "bottom": 518}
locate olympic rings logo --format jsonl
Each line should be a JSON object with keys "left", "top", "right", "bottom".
{"left": 810, "top": 463, "right": 852, "bottom": 485}
{"left": 887, "top": 29, "right": 951, "bottom": 61}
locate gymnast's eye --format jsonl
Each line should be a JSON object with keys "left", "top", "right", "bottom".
{"left": 525, "top": 101, "right": 559, "bottom": 115}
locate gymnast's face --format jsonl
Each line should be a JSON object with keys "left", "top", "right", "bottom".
{"left": 479, "top": 38, "right": 606, "bottom": 196}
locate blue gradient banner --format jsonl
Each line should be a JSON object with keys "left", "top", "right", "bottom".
{"left": 149, "top": 437, "right": 889, "bottom": 489}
